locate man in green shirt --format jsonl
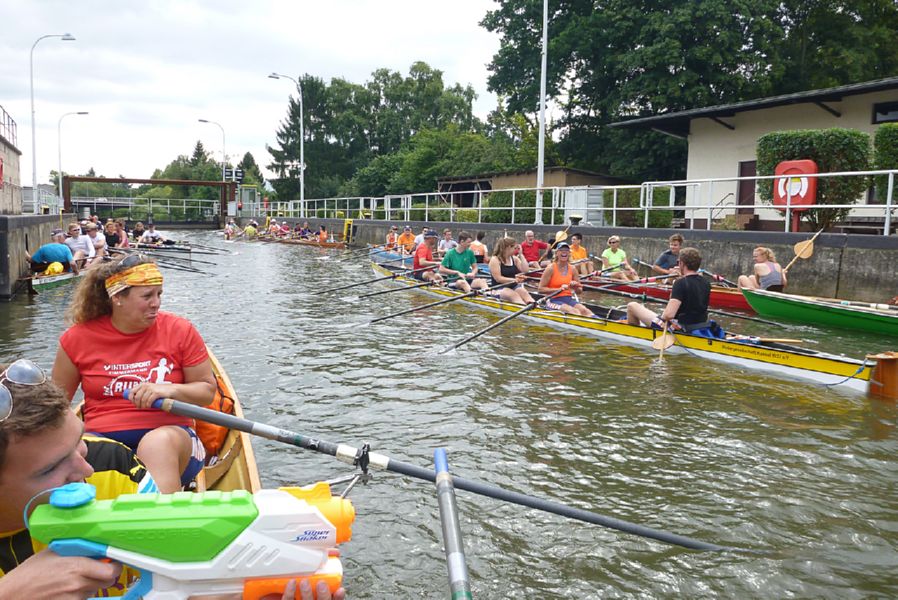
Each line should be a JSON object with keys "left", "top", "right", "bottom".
{"left": 439, "top": 231, "right": 488, "bottom": 293}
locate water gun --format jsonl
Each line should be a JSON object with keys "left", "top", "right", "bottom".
{"left": 29, "top": 481, "right": 354, "bottom": 599}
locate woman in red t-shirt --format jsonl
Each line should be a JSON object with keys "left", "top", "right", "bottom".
{"left": 52, "top": 255, "right": 216, "bottom": 493}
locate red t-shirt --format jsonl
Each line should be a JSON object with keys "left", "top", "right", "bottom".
{"left": 413, "top": 244, "right": 434, "bottom": 271}
{"left": 521, "top": 240, "right": 548, "bottom": 262}
{"left": 59, "top": 311, "right": 208, "bottom": 433}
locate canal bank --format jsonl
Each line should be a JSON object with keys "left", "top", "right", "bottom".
{"left": 300, "top": 218, "right": 898, "bottom": 303}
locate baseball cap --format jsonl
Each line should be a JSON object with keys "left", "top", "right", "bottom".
{"left": 50, "top": 228, "right": 64, "bottom": 237}
{"left": 555, "top": 241, "right": 572, "bottom": 251}
{"left": 404, "top": 226, "right": 412, "bottom": 230}
{"left": 424, "top": 230, "right": 439, "bottom": 239}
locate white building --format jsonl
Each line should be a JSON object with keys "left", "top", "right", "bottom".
{"left": 613, "top": 76, "right": 898, "bottom": 232}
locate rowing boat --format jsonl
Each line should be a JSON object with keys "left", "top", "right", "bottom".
{"left": 581, "top": 278, "right": 752, "bottom": 311}
{"left": 741, "top": 288, "right": 898, "bottom": 337}
{"left": 278, "top": 238, "right": 346, "bottom": 249}
{"left": 370, "top": 261, "right": 897, "bottom": 397}
{"left": 75, "top": 349, "right": 261, "bottom": 493}
{"left": 26, "top": 270, "right": 85, "bottom": 293}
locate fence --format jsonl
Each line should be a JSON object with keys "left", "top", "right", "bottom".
{"left": 61, "top": 197, "right": 220, "bottom": 224}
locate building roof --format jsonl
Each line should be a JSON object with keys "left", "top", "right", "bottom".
{"left": 610, "top": 76, "right": 898, "bottom": 138}
{"left": 437, "top": 166, "right": 626, "bottom": 184}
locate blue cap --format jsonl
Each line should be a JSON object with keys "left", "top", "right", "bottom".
{"left": 424, "top": 230, "right": 439, "bottom": 238}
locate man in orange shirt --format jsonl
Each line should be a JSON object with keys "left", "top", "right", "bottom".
{"left": 396, "top": 226, "right": 417, "bottom": 254}
{"left": 569, "top": 233, "right": 594, "bottom": 277}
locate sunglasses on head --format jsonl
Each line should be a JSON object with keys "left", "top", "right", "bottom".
{"left": 0, "top": 359, "right": 48, "bottom": 423}
{"left": 119, "top": 253, "right": 147, "bottom": 268}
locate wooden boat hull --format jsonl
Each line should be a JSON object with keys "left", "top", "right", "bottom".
{"left": 371, "top": 262, "right": 878, "bottom": 394}
{"left": 741, "top": 288, "right": 898, "bottom": 337}
{"left": 278, "top": 238, "right": 346, "bottom": 249}
{"left": 588, "top": 278, "right": 752, "bottom": 311}
{"left": 74, "top": 349, "right": 261, "bottom": 493}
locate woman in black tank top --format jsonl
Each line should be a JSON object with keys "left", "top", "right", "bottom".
{"left": 489, "top": 237, "right": 535, "bottom": 305}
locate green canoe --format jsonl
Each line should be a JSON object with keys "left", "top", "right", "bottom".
{"left": 741, "top": 288, "right": 898, "bottom": 336}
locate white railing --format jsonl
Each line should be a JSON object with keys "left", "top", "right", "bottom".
{"left": 64, "top": 197, "right": 220, "bottom": 223}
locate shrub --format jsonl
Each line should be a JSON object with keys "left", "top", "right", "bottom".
{"left": 335, "top": 211, "right": 345, "bottom": 219}
{"left": 874, "top": 123, "right": 898, "bottom": 202}
{"left": 602, "top": 188, "right": 672, "bottom": 228}
{"left": 756, "top": 128, "right": 871, "bottom": 229}
{"left": 456, "top": 208, "right": 479, "bottom": 222}
{"left": 481, "top": 190, "right": 564, "bottom": 224}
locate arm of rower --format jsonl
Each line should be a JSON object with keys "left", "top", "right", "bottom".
{"left": 661, "top": 298, "right": 682, "bottom": 322}
{"left": 488, "top": 258, "right": 508, "bottom": 283}
{"left": 128, "top": 359, "right": 216, "bottom": 409}
{"left": 51, "top": 346, "right": 82, "bottom": 401}
{"left": 781, "top": 267, "right": 787, "bottom": 288}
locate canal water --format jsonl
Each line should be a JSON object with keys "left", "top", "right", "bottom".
{"left": 2, "top": 230, "right": 896, "bottom": 598}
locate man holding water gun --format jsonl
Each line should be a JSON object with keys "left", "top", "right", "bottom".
{"left": 0, "top": 360, "right": 345, "bottom": 600}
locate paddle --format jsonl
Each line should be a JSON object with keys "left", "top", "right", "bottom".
{"left": 439, "top": 289, "right": 566, "bottom": 354}
{"left": 653, "top": 322, "right": 675, "bottom": 355}
{"left": 143, "top": 396, "right": 734, "bottom": 552}
{"left": 321, "top": 265, "right": 436, "bottom": 294}
{"left": 698, "top": 269, "right": 738, "bottom": 288}
{"left": 535, "top": 226, "right": 571, "bottom": 264}
{"left": 813, "top": 297, "right": 898, "bottom": 312}
{"left": 358, "top": 280, "right": 434, "bottom": 299}
{"left": 783, "top": 228, "right": 824, "bottom": 273}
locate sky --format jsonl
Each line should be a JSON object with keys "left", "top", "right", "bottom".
{"left": 0, "top": 0, "right": 501, "bottom": 189}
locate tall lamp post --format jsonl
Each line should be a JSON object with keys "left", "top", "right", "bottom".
{"left": 58, "top": 111, "right": 88, "bottom": 211}
{"left": 535, "top": 0, "right": 548, "bottom": 225}
{"left": 31, "top": 32, "right": 76, "bottom": 214}
{"left": 268, "top": 72, "right": 305, "bottom": 218}
{"left": 198, "top": 119, "right": 226, "bottom": 182}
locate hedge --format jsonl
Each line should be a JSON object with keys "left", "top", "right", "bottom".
{"left": 455, "top": 208, "right": 479, "bottom": 222}
{"left": 756, "top": 128, "right": 871, "bottom": 229}
{"left": 602, "top": 188, "right": 673, "bottom": 228}
{"left": 409, "top": 202, "right": 450, "bottom": 222}
{"left": 481, "top": 190, "right": 564, "bottom": 224}
{"left": 874, "top": 123, "right": 898, "bottom": 202}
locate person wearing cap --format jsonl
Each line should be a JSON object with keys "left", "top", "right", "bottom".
{"left": 25, "top": 229, "right": 80, "bottom": 274}
{"left": 397, "top": 226, "right": 417, "bottom": 254}
{"left": 412, "top": 229, "right": 444, "bottom": 285}
{"left": 601, "top": 235, "right": 638, "bottom": 281}
{"left": 537, "top": 241, "right": 594, "bottom": 316}
{"left": 439, "top": 231, "right": 487, "bottom": 293}
{"left": 627, "top": 247, "right": 710, "bottom": 332}
{"left": 521, "top": 230, "right": 550, "bottom": 269}
{"left": 438, "top": 228, "right": 458, "bottom": 257}
{"left": 52, "top": 254, "right": 216, "bottom": 494}
{"left": 385, "top": 226, "right": 399, "bottom": 251}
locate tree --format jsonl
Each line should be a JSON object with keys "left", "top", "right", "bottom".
{"left": 238, "top": 152, "right": 265, "bottom": 189}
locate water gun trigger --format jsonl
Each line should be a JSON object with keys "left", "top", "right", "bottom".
{"left": 48, "top": 539, "right": 152, "bottom": 600}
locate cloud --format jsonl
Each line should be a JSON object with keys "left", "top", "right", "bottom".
{"left": 1, "top": 0, "right": 501, "bottom": 188}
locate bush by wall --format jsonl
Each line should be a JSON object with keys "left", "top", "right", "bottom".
{"left": 602, "top": 187, "right": 673, "bottom": 228}
{"left": 756, "top": 128, "right": 871, "bottom": 229}
{"left": 455, "top": 208, "right": 479, "bottom": 222}
{"left": 874, "top": 123, "right": 898, "bottom": 202}
{"left": 481, "top": 190, "right": 564, "bottom": 224}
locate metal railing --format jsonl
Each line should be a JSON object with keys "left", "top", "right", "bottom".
{"left": 53, "top": 197, "right": 220, "bottom": 224}
{"left": 0, "top": 104, "right": 16, "bottom": 147}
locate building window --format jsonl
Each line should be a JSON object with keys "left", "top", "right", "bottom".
{"left": 872, "top": 101, "right": 898, "bottom": 124}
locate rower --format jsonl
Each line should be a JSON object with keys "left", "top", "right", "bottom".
{"left": 84, "top": 223, "right": 108, "bottom": 259}
{"left": 64, "top": 222, "right": 93, "bottom": 267}
{"left": 627, "top": 247, "right": 717, "bottom": 335}
{"left": 224, "top": 218, "right": 241, "bottom": 240}
{"left": 385, "top": 226, "right": 399, "bottom": 250}
{"left": 601, "top": 235, "right": 638, "bottom": 281}
{"left": 26, "top": 229, "right": 79, "bottom": 274}
{"left": 412, "top": 229, "right": 444, "bottom": 284}
{"left": 413, "top": 226, "right": 429, "bottom": 247}
{"left": 520, "top": 230, "right": 549, "bottom": 269}
{"left": 439, "top": 231, "right": 487, "bottom": 293}
{"left": 318, "top": 225, "right": 329, "bottom": 243}
{"left": 438, "top": 228, "right": 457, "bottom": 257}
{"left": 652, "top": 233, "right": 683, "bottom": 276}
{"left": 537, "top": 241, "right": 594, "bottom": 316}
{"left": 139, "top": 223, "right": 166, "bottom": 245}
{"left": 131, "top": 221, "right": 146, "bottom": 241}
{"left": 488, "top": 237, "right": 534, "bottom": 305}
{"left": 397, "top": 225, "right": 417, "bottom": 254}
{"left": 469, "top": 231, "right": 489, "bottom": 264}
{"left": 297, "top": 221, "right": 313, "bottom": 238}
{"left": 737, "top": 247, "right": 787, "bottom": 292}
{"left": 569, "top": 233, "right": 594, "bottom": 277}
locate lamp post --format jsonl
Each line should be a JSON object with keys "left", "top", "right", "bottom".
{"left": 30, "top": 32, "right": 76, "bottom": 214}
{"left": 198, "top": 119, "right": 226, "bottom": 182}
{"left": 535, "top": 0, "right": 548, "bottom": 225}
{"left": 268, "top": 72, "right": 305, "bottom": 218}
{"left": 58, "top": 111, "right": 88, "bottom": 210}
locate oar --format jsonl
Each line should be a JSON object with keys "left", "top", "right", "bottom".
{"left": 783, "top": 228, "right": 824, "bottom": 273}
{"left": 698, "top": 269, "right": 738, "bottom": 288}
{"left": 812, "top": 297, "right": 898, "bottom": 312}
{"left": 338, "top": 245, "right": 389, "bottom": 263}
{"left": 439, "top": 289, "right": 566, "bottom": 353}
{"left": 653, "top": 321, "right": 674, "bottom": 356}
{"left": 321, "top": 265, "right": 436, "bottom": 294}
{"left": 144, "top": 396, "right": 735, "bottom": 552}
{"left": 358, "top": 280, "right": 434, "bottom": 299}
{"left": 108, "top": 248, "right": 218, "bottom": 267}
{"left": 726, "top": 336, "right": 803, "bottom": 344}
{"left": 534, "top": 226, "right": 572, "bottom": 264}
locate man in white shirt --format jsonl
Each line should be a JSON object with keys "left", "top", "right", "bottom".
{"left": 84, "top": 223, "right": 107, "bottom": 258}
{"left": 64, "top": 222, "right": 95, "bottom": 264}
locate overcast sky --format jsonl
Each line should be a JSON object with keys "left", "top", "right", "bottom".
{"left": 1, "top": 0, "right": 501, "bottom": 190}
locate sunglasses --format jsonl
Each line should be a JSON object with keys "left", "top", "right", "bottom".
{"left": 0, "top": 359, "right": 48, "bottom": 423}
{"left": 119, "top": 253, "right": 146, "bottom": 268}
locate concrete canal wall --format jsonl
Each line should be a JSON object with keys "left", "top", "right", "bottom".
{"left": 0, "top": 214, "right": 72, "bottom": 300}
{"left": 308, "top": 219, "right": 898, "bottom": 303}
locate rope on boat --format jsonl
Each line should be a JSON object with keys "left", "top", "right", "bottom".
{"left": 819, "top": 358, "right": 870, "bottom": 388}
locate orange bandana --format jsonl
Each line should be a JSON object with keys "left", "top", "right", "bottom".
{"left": 105, "top": 263, "right": 164, "bottom": 297}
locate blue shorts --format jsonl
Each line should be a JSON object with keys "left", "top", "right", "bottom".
{"left": 546, "top": 296, "right": 579, "bottom": 310}
{"left": 99, "top": 426, "right": 206, "bottom": 487}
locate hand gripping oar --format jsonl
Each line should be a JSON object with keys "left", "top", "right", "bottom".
{"left": 783, "top": 228, "right": 824, "bottom": 273}
{"left": 439, "top": 289, "right": 566, "bottom": 354}
{"left": 321, "top": 265, "right": 436, "bottom": 294}
{"left": 145, "top": 397, "right": 735, "bottom": 552}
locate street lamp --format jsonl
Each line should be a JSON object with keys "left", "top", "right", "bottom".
{"left": 30, "top": 32, "right": 76, "bottom": 214}
{"left": 198, "top": 119, "right": 226, "bottom": 182}
{"left": 58, "top": 111, "right": 88, "bottom": 209}
{"left": 269, "top": 72, "right": 305, "bottom": 218}
{"left": 535, "top": 0, "right": 548, "bottom": 225}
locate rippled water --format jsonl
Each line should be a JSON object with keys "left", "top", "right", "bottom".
{"left": 2, "top": 231, "right": 897, "bottom": 598}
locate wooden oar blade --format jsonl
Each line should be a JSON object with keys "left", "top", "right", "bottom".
{"left": 652, "top": 332, "right": 676, "bottom": 350}
{"left": 793, "top": 239, "right": 815, "bottom": 259}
